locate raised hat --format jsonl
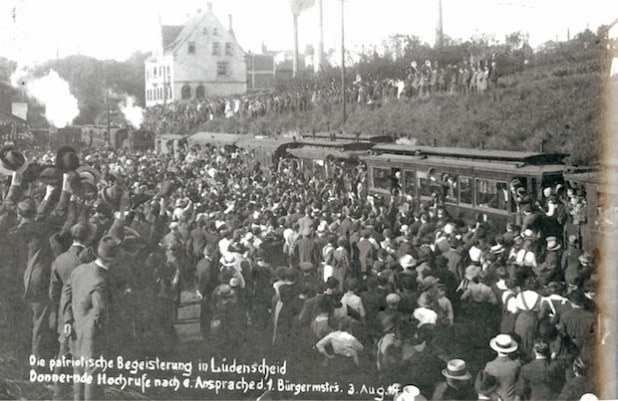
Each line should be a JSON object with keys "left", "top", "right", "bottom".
{"left": 56, "top": 146, "right": 80, "bottom": 172}
{"left": 442, "top": 359, "right": 472, "bottom": 380}
{"left": 490, "top": 334, "right": 518, "bottom": 354}
{"left": 77, "top": 166, "right": 101, "bottom": 187}
{"left": 99, "top": 185, "right": 123, "bottom": 210}
{"left": 0, "top": 146, "right": 26, "bottom": 175}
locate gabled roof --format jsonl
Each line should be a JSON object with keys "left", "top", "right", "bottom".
{"left": 162, "top": 25, "right": 183, "bottom": 51}
{"left": 161, "top": 10, "right": 245, "bottom": 55}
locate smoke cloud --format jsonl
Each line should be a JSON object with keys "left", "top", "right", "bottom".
{"left": 289, "top": 0, "right": 315, "bottom": 15}
{"left": 119, "top": 95, "right": 144, "bottom": 129}
{"left": 11, "top": 66, "right": 79, "bottom": 128}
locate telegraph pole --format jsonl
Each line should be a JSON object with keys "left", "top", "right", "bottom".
{"left": 340, "top": 0, "right": 346, "bottom": 124}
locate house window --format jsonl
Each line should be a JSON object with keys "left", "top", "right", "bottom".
{"left": 225, "top": 42, "right": 232, "bottom": 55}
{"left": 212, "top": 42, "right": 220, "bottom": 55}
{"left": 217, "top": 62, "right": 228, "bottom": 76}
{"left": 188, "top": 41, "right": 196, "bottom": 54}
{"left": 213, "top": 28, "right": 218, "bottom": 35}
{"left": 196, "top": 85, "right": 205, "bottom": 98}
{"left": 202, "top": 27, "right": 208, "bottom": 35}
{"left": 153, "top": 67, "right": 157, "bottom": 77}
{"left": 181, "top": 85, "right": 191, "bottom": 99}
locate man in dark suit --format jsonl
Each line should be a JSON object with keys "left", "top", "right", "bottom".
{"left": 294, "top": 231, "right": 320, "bottom": 269}
{"left": 49, "top": 221, "right": 96, "bottom": 400}
{"left": 515, "top": 341, "right": 564, "bottom": 400}
{"left": 357, "top": 229, "right": 377, "bottom": 277}
{"left": 11, "top": 178, "right": 72, "bottom": 360}
{"left": 195, "top": 246, "right": 219, "bottom": 338}
{"left": 484, "top": 334, "right": 522, "bottom": 401}
{"left": 60, "top": 235, "right": 122, "bottom": 401}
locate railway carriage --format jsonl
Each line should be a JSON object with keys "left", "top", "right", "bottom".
{"left": 563, "top": 166, "right": 617, "bottom": 254}
{"left": 286, "top": 140, "right": 376, "bottom": 180}
{"left": 362, "top": 144, "right": 568, "bottom": 231}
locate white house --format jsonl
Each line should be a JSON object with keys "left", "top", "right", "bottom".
{"left": 145, "top": 3, "right": 247, "bottom": 107}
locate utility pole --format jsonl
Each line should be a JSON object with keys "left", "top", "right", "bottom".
{"left": 340, "top": 0, "right": 346, "bottom": 124}
{"left": 293, "top": 12, "right": 299, "bottom": 78}
{"left": 316, "top": 0, "right": 324, "bottom": 74}
{"left": 106, "top": 88, "right": 111, "bottom": 145}
{"left": 436, "top": 0, "right": 443, "bottom": 47}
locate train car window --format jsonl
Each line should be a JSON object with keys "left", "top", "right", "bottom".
{"left": 403, "top": 170, "right": 416, "bottom": 196}
{"left": 417, "top": 170, "right": 431, "bottom": 196}
{"left": 443, "top": 174, "right": 457, "bottom": 203}
{"left": 372, "top": 167, "right": 392, "bottom": 190}
{"left": 476, "top": 179, "right": 509, "bottom": 210}
{"left": 459, "top": 176, "right": 472, "bottom": 205}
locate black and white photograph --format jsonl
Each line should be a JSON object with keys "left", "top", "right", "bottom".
{"left": 0, "top": 0, "right": 616, "bottom": 399}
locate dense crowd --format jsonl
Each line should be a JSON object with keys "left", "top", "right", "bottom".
{"left": 0, "top": 139, "right": 603, "bottom": 401}
{"left": 143, "top": 60, "right": 500, "bottom": 135}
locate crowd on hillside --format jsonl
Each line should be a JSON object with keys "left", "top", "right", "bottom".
{"left": 0, "top": 139, "right": 603, "bottom": 401}
{"left": 143, "top": 60, "right": 500, "bottom": 135}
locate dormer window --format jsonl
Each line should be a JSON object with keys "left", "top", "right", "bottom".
{"left": 213, "top": 28, "right": 218, "bottom": 35}
{"left": 202, "top": 28, "right": 208, "bottom": 35}
{"left": 188, "top": 41, "right": 196, "bottom": 54}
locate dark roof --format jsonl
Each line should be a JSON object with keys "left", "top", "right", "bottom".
{"left": 161, "top": 25, "right": 183, "bottom": 50}
{"left": 287, "top": 147, "right": 362, "bottom": 160}
{"left": 362, "top": 153, "right": 566, "bottom": 175}
{"left": 300, "top": 132, "right": 394, "bottom": 143}
{"left": 235, "top": 137, "right": 291, "bottom": 150}
{"left": 372, "top": 144, "right": 568, "bottom": 165}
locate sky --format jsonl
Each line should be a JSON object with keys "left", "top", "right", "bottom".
{"left": 0, "top": 0, "right": 615, "bottom": 64}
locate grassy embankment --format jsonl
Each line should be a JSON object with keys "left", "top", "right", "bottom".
{"left": 197, "top": 66, "right": 606, "bottom": 165}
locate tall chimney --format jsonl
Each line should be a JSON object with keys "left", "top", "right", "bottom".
{"left": 228, "top": 14, "right": 233, "bottom": 31}
{"left": 207, "top": 2, "right": 213, "bottom": 12}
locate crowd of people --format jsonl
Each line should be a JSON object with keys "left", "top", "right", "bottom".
{"left": 0, "top": 139, "right": 603, "bottom": 401}
{"left": 143, "top": 60, "right": 500, "bottom": 136}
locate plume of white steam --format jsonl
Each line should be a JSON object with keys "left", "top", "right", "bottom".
{"left": 11, "top": 67, "right": 79, "bottom": 128}
{"left": 119, "top": 96, "right": 144, "bottom": 129}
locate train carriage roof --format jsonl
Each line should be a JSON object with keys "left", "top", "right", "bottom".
{"left": 372, "top": 144, "right": 568, "bottom": 165}
{"left": 187, "top": 132, "right": 243, "bottom": 146}
{"left": 300, "top": 132, "right": 394, "bottom": 143}
{"left": 287, "top": 146, "right": 364, "bottom": 161}
{"left": 362, "top": 153, "right": 566, "bottom": 175}
{"left": 235, "top": 137, "right": 292, "bottom": 150}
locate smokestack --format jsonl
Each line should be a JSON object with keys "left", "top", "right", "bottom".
{"left": 207, "top": 2, "right": 213, "bottom": 12}
{"left": 315, "top": 0, "right": 324, "bottom": 75}
{"left": 228, "top": 14, "right": 233, "bottom": 31}
{"left": 436, "top": 0, "right": 443, "bottom": 47}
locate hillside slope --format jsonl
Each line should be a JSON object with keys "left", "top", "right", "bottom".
{"left": 197, "top": 70, "right": 605, "bottom": 165}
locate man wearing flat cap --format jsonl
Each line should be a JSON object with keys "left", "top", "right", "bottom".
{"left": 60, "top": 234, "right": 123, "bottom": 401}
